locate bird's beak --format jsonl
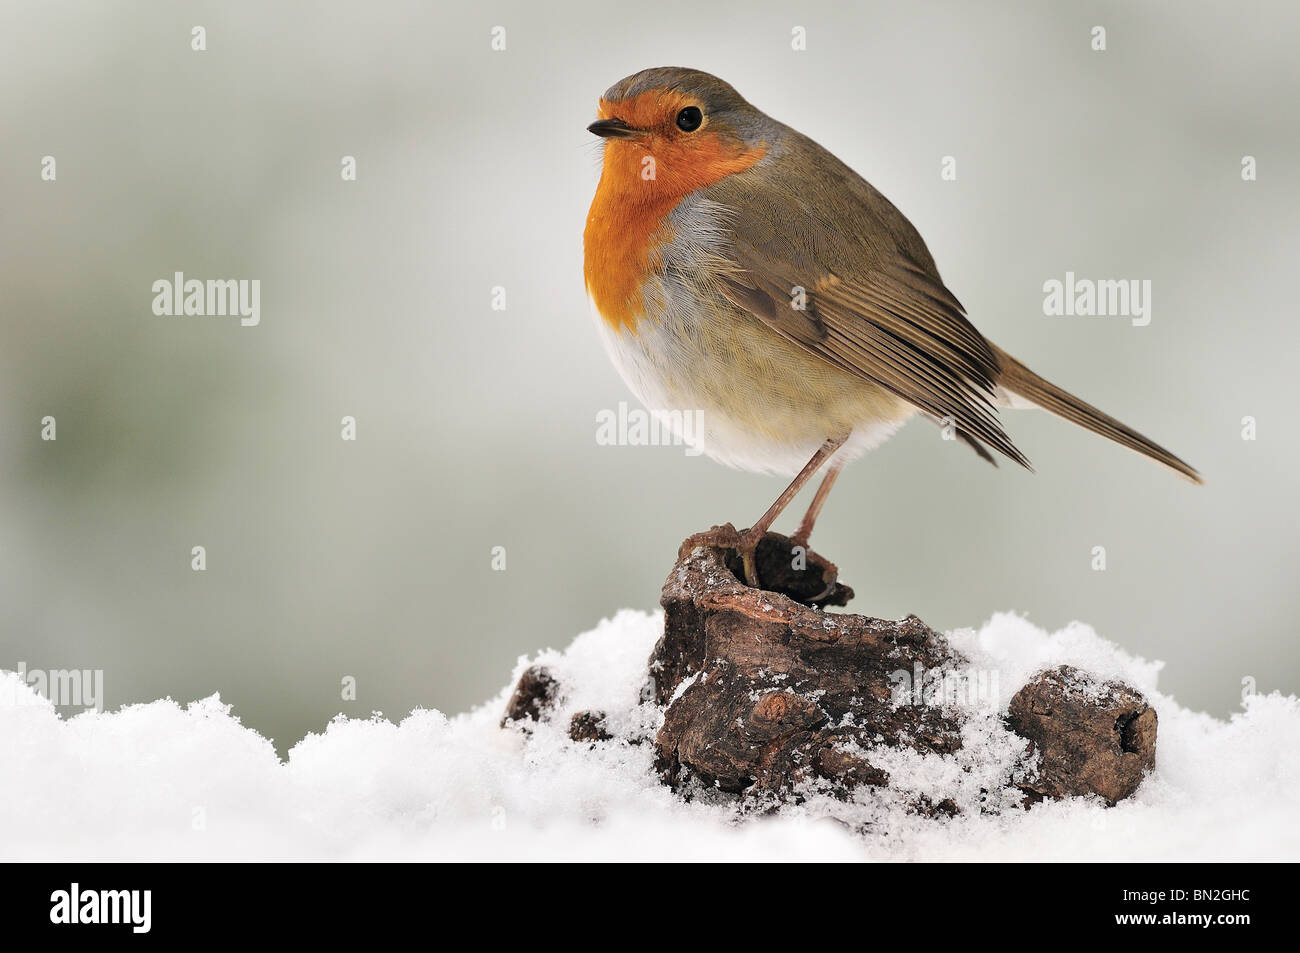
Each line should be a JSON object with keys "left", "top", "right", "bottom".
{"left": 587, "top": 118, "right": 638, "bottom": 140}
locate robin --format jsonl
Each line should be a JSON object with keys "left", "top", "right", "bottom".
{"left": 583, "top": 67, "right": 1200, "bottom": 588}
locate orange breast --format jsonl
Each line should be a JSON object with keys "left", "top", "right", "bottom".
{"left": 583, "top": 93, "right": 766, "bottom": 334}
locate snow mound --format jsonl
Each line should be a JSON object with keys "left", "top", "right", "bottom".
{"left": 2, "top": 609, "right": 1297, "bottom": 861}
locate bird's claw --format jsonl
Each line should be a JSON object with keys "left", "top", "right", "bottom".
{"left": 807, "top": 569, "right": 839, "bottom": 605}
{"left": 678, "top": 522, "right": 764, "bottom": 588}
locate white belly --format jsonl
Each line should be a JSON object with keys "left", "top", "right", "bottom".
{"left": 589, "top": 290, "right": 915, "bottom": 477}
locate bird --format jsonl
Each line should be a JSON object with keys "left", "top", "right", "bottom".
{"left": 582, "top": 66, "right": 1200, "bottom": 589}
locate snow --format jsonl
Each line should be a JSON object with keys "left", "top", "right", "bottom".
{"left": 2, "top": 609, "right": 1297, "bottom": 861}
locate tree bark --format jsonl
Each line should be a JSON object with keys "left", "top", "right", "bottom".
{"left": 505, "top": 530, "right": 1157, "bottom": 812}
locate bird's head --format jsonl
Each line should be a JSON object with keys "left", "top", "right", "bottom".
{"left": 587, "top": 67, "right": 770, "bottom": 201}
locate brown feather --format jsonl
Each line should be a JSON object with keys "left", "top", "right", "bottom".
{"left": 703, "top": 132, "right": 1031, "bottom": 470}
{"left": 992, "top": 346, "right": 1203, "bottom": 484}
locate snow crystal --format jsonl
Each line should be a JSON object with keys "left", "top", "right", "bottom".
{"left": 1, "top": 609, "right": 1296, "bottom": 861}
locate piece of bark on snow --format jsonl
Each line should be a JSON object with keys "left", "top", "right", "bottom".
{"left": 1007, "top": 664, "right": 1157, "bottom": 806}
{"left": 569, "top": 710, "right": 612, "bottom": 743}
{"left": 500, "top": 531, "right": 1159, "bottom": 811}
{"left": 501, "top": 664, "right": 557, "bottom": 726}
{"left": 653, "top": 535, "right": 963, "bottom": 795}
{"left": 651, "top": 533, "right": 1157, "bottom": 807}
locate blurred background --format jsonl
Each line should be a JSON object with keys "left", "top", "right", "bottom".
{"left": 2, "top": 1, "right": 1297, "bottom": 752}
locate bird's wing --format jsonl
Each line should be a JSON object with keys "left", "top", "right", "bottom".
{"left": 702, "top": 152, "right": 1029, "bottom": 470}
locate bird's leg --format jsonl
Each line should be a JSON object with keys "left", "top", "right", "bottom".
{"left": 737, "top": 437, "right": 847, "bottom": 585}
{"left": 790, "top": 462, "right": 843, "bottom": 549}
{"left": 682, "top": 436, "right": 847, "bottom": 587}
{"left": 786, "top": 461, "right": 845, "bottom": 603}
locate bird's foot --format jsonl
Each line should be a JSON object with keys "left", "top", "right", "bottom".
{"left": 678, "top": 523, "right": 765, "bottom": 587}
{"left": 679, "top": 526, "right": 850, "bottom": 606}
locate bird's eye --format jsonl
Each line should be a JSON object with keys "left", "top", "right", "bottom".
{"left": 675, "top": 106, "right": 703, "bottom": 132}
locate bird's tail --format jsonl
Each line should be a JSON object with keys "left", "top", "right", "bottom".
{"left": 992, "top": 345, "right": 1202, "bottom": 485}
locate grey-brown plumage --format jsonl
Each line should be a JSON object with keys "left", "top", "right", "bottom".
{"left": 586, "top": 66, "right": 1202, "bottom": 587}
{"left": 585, "top": 66, "right": 1201, "bottom": 590}
{"left": 664, "top": 67, "right": 1201, "bottom": 483}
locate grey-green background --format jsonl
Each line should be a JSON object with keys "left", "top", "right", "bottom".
{"left": 3, "top": 1, "right": 1296, "bottom": 752}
